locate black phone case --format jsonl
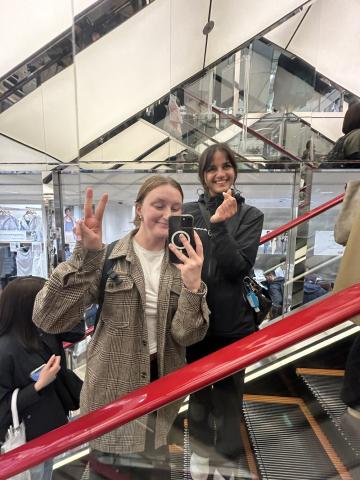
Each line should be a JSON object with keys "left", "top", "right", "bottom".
{"left": 168, "top": 215, "right": 196, "bottom": 264}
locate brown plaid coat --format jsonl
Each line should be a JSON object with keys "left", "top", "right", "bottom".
{"left": 33, "top": 231, "right": 209, "bottom": 454}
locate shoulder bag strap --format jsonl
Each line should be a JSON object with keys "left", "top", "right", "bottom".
{"left": 198, "top": 201, "right": 211, "bottom": 230}
{"left": 94, "top": 240, "right": 118, "bottom": 331}
{"left": 11, "top": 388, "right": 20, "bottom": 429}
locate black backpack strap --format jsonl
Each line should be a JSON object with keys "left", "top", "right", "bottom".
{"left": 198, "top": 201, "right": 211, "bottom": 230}
{"left": 93, "top": 240, "right": 118, "bottom": 331}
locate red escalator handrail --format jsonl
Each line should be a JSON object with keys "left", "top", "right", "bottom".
{"left": 259, "top": 192, "right": 345, "bottom": 244}
{"left": 1, "top": 283, "right": 360, "bottom": 478}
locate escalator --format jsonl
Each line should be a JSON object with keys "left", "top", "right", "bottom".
{"left": 1, "top": 189, "right": 360, "bottom": 478}
{"left": 1, "top": 282, "right": 360, "bottom": 479}
{"left": 1, "top": 1, "right": 347, "bottom": 167}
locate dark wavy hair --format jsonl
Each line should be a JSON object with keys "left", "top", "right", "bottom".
{"left": 197, "top": 143, "right": 238, "bottom": 192}
{"left": 342, "top": 102, "right": 360, "bottom": 134}
{"left": 0, "top": 276, "right": 45, "bottom": 351}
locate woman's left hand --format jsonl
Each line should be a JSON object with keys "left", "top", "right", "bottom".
{"left": 210, "top": 189, "right": 237, "bottom": 223}
{"left": 169, "top": 231, "right": 203, "bottom": 292}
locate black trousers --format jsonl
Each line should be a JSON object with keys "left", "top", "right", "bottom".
{"left": 342, "top": 332, "right": 360, "bottom": 409}
{"left": 187, "top": 336, "right": 245, "bottom": 462}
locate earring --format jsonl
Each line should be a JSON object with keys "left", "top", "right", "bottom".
{"left": 138, "top": 214, "right": 142, "bottom": 220}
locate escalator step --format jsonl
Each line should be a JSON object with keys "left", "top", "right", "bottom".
{"left": 300, "top": 373, "right": 360, "bottom": 457}
{"left": 243, "top": 397, "right": 347, "bottom": 480}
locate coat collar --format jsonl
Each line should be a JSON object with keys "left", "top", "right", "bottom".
{"left": 108, "top": 229, "right": 138, "bottom": 261}
{"left": 108, "top": 229, "right": 172, "bottom": 265}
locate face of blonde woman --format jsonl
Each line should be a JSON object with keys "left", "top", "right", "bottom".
{"left": 136, "top": 185, "right": 182, "bottom": 242}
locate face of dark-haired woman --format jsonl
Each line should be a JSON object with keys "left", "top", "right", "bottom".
{"left": 204, "top": 150, "right": 236, "bottom": 197}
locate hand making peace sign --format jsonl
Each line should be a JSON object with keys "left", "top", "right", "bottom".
{"left": 74, "top": 187, "right": 109, "bottom": 250}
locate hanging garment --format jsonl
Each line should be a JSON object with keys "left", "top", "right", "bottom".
{"left": 16, "top": 248, "right": 33, "bottom": 276}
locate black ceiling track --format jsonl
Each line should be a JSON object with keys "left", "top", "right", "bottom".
{"left": 202, "top": 0, "right": 213, "bottom": 71}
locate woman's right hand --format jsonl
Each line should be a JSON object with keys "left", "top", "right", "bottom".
{"left": 34, "top": 355, "right": 61, "bottom": 392}
{"left": 74, "top": 187, "right": 108, "bottom": 251}
{"left": 210, "top": 189, "right": 237, "bottom": 223}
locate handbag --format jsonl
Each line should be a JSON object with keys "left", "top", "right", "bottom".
{"left": 1, "top": 389, "right": 31, "bottom": 480}
{"left": 334, "top": 180, "right": 360, "bottom": 246}
{"left": 243, "top": 276, "right": 272, "bottom": 325}
{"left": 55, "top": 368, "right": 83, "bottom": 412}
{"left": 39, "top": 343, "right": 83, "bottom": 413}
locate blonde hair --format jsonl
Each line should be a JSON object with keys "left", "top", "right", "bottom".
{"left": 134, "top": 175, "right": 184, "bottom": 227}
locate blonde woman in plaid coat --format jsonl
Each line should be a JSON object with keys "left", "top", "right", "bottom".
{"left": 33, "top": 176, "right": 209, "bottom": 473}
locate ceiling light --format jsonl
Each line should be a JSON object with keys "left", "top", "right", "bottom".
{"left": 203, "top": 20, "right": 214, "bottom": 35}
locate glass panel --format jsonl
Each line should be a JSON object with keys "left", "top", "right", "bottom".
{"left": 8, "top": 314, "right": 360, "bottom": 479}
{"left": 0, "top": 173, "right": 48, "bottom": 289}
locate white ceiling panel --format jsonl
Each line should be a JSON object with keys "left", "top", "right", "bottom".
{"left": 0, "top": 67, "right": 78, "bottom": 162}
{"left": 266, "top": 0, "right": 360, "bottom": 97}
{"left": 0, "top": 0, "right": 340, "bottom": 168}
{"left": 0, "top": 135, "right": 57, "bottom": 167}
{"left": 0, "top": 0, "right": 102, "bottom": 79}
{"left": 169, "top": 0, "right": 208, "bottom": 86}
{"left": 75, "top": 0, "right": 172, "bottom": 147}
{"left": 207, "top": 0, "right": 309, "bottom": 67}
{"left": 0, "top": 0, "right": 73, "bottom": 78}
{"left": 80, "top": 119, "right": 168, "bottom": 163}
{"left": 139, "top": 139, "right": 185, "bottom": 162}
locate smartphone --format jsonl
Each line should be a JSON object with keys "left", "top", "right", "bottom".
{"left": 168, "top": 214, "right": 196, "bottom": 264}
{"left": 30, "top": 364, "right": 46, "bottom": 382}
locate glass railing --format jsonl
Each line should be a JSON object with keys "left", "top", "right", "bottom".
{"left": 249, "top": 112, "right": 335, "bottom": 162}
{"left": 142, "top": 83, "right": 303, "bottom": 168}
{"left": 1, "top": 284, "right": 360, "bottom": 479}
{"left": 60, "top": 187, "right": 348, "bottom": 391}
{"left": 254, "top": 190, "right": 346, "bottom": 323}
{"left": 138, "top": 37, "right": 359, "bottom": 170}
{"left": 0, "top": 0, "right": 154, "bottom": 112}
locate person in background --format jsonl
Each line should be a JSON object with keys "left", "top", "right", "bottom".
{"left": 303, "top": 274, "right": 328, "bottom": 304}
{"left": 264, "top": 270, "right": 284, "bottom": 319}
{"left": 183, "top": 143, "right": 264, "bottom": 480}
{"left": 0, "top": 276, "right": 84, "bottom": 480}
{"left": 64, "top": 207, "right": 75, "bottom": 244}
{"left": 263, "top": 230, "right": 271, "bottom": 254}
{"left": 325, "top": 102, "right": 360, "bottom": 167}
{"left": 302, "top": 139, "right": 316, "bottom": 163}
{"left": 33, "top": 176, "right": 209, "bottom": 479}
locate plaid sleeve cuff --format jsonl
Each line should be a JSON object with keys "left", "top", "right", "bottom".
{"left": 69, "top": 243, "right": 106, "bottom": 272}
{"left": 181, "top": 281, "right": 209, "bottom": 316}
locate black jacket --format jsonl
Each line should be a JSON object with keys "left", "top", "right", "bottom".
{"left": 183, "top": 193, "right": 264, "bottom": 338}
{"left": 0, "top": 325, "right": 84, "bottom": 443}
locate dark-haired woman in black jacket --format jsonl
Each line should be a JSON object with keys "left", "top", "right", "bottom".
{"left": 0, "top": 276, "right": 84, "bottom": 480}
{"left": 183, "top": 143, "right": 264, "bottom": 480}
